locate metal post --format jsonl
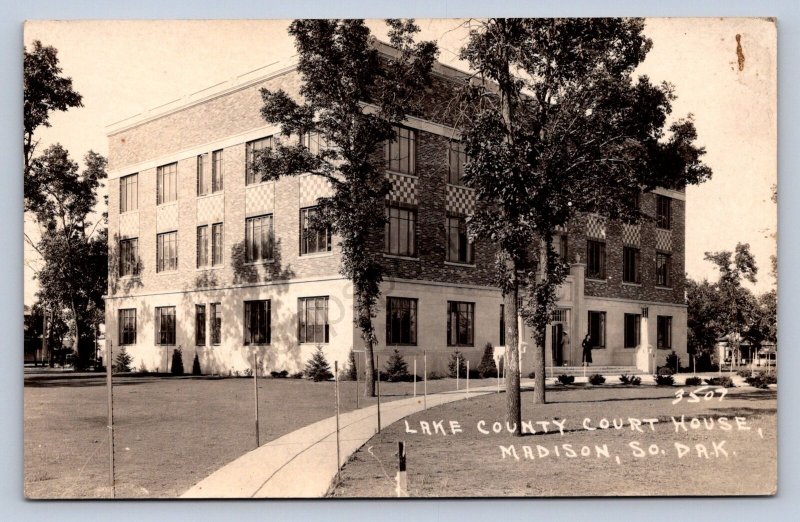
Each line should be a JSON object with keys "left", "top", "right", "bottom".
{"left": 253, "top": 351, "right": 260, "bottom": 448}
{"left": 413, "top": 358, "right": 417, "bottom": 398}
{"left": 456, "top": 356, "right": 460, "bottom": 390}
{"left": 106, "top": 340, "right": 115, "bottom": 498}
{"left": 693, "top": 354, "right": 696, "bottom": 376}
{"left": 376, "top": 354, "right": 381, "bottom": 434}
{"left": 355, "top": 349, "right": 359, "bottom": 409}
{"left": 396, "top": 441, "right": 408, "bottom": 497}
{"left": 423, "top": 351, "right": 427, "bottom": 411}
{"left": 466, "top": 360, "right": 470, "bottom": 398}
{"left": 334, "top": 361, "right": 341, "bottom": 475}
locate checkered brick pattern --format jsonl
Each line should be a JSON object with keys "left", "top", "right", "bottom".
{"left": 299, "top": 175, "right": 334, "bottom": 207}
{"left": 156, "top": 203, "right": 178, "bottom": 232}
{"left": 446, "top": 184, "right": 475, "bottom": 215}
{"left": 119, "top": 212, "right": 139, "bottom": 239}
{"left": 196, "top": 193, "right": 224, "bottom": 224}
{"left": 387, "top": 172, "right": 418, "bottom": 206}
{"left": 585, "top": 214, "right": 607, "bottom": 239}
{"left": 622, "top": 223, "right": 641, "bottom": 246}
{"left": 245, "top": 182, "right": 275, "bottom": 217}
{"left": 655, "top": 228, "right": 672, "bottom": 251}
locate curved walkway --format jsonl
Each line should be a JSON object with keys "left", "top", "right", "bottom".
{"left": 181, "top": 383, "right": 504, "bottom": 498}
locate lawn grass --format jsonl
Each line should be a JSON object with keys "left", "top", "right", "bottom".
{"left": 24, "top": 373, "right": 459, "bottom": 499}
{"left": 329, "top": 385, "right": 777, "bottom": 497}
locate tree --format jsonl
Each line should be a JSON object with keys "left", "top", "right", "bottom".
{"left": 26, "top": 145, "right": 107, "bottom": 368}
{"left": 477, "top": 343, "right": 498, "bottom": 378}
{"left": 458, "top": 19, "right": 712, "bottom": 427}
{"left": 192, "top": 352, "right": 203, "bottom": 376}
{"left": 686, "top": 278, "right": 723, "bottom": 369}
{"left": 24, "top": 40, "right": 83, "bottom": 178}
{"left": 384, "top": 349, "right": 410, "bottom": 382}
{"left": 170, "top": 348, "right": 185, "bottom": 375}
{"left": 253, "top": 19, "right": 437, "bottom": 396}
{"left": 448, "top": 350, "right": 467, "bottom": 378}
{"left": 113, "top": 346, "right": 133, "bottom": 373}
{"left": 305, "top": 346, "right": 334, "bottom": 381}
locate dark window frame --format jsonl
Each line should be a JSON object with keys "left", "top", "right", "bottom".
{"left": 656, "top": 251, "right": 672, "bottom": 287}
{"left": 245, "top": 214, "right": 274, "bottom": 263}
{"left": 195, "top": 304, "right": 207, "bottom": 346}
{"left": 447, "top": 301, "right": 475, "bottom": 347}
{"left": 657, "top": 315, "right": 672, "bottom": 349}
{"left": 156, "top": 231, "right": 178, "bottom": 273}
{"left": 385, "top": 206, "right": 417, "bottom": 257}
{"left": 120, "top": 173, "right": 138, "bottom": 213}
{"left": 499, "top": 304, "right": 506, "bottom": 347}
{"left": 211, "top": 223, "right": 224, "bottom": 266}
{"left": 244, "top": 300, "right": 271, "bottom": 345}
{"left": 119, "top": 237, "right": 139, "bottom": 277}
{"left": 622, "top": 246, "right": 641, "bottom": 284}
{"left": 656, "top": 195, "right": 672, "bottom": 230}
{"left": 212, "top": 149, "right": 224, "bottom": 192}
{"left": 118, "top": 308, "right": 137, "bottom": 346}
{"left": 155, "top": 306, "right": 176, "bottom": 346}
{"left": 156, "top": 162, "right": 177, "bottom": 205}
{"left": 210, "top": 302, "right": 222, "bottom": 345}
{"left": 197, "top": 153, "right": 209, "bottom": 196}
{"left": 298, "top": 296, "right": 330, "bottom": 344}
{"left": 196, "top": 225, "right": 209, "bottom": 268}
{"left": 300, "top": 207, "right": 332, "bottom": 256}
{"left": 245, "top": 136, "right": 273, "bottom": 185}
{"left": 586, "top": 239, "right": 606, "bottom": 280}
{"left": 624, "top": 313, "right": 641, "bottom": 348}
{"left": 446, "top": 215, "right": 473, "bottom": 264}
{"left": 447, "top": 140, "right": 467, "bottom": 185}
{"left": 385, "top": 297, "right": 418, "bottom": 346}
{"left": 588, "top": 311, "right": 606, "bottom": 349}
{"left": 385, "top": 126, "right": 416, "bottom": 175}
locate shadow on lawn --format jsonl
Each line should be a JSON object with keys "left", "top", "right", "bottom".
{"left": 24, "top": 375, "right": 228, "bottom": 388}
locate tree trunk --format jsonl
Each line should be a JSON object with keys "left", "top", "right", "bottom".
{"left": 533, "top": 240, "right": 548, "bottom": 404}
{"left": 504, "top": 270, "right": 522, "bottom": 436}
{"left": 361, "top": 307, "right": 377, "bottom": 398}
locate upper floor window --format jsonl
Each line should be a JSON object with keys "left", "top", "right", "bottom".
{"left": 197, "top": 153, "right": 210, "bottom": 196}
{"left": 212, "top": 150, "right": 223, "bottom": 192}
{"left": 555, "top": 234, "right": 569, "bottom": 263}
{"left": 446, "top": 215, "right": 473, "bottom": 264}
{"left": 211, "top": 223, "right": 224, "bottom": 266}
{"left": 447, "top": 141, "right": 467, "bottom": 185}
{"left": 300, "top": 207, "right": 332, "bottom": 256}
{"left": 656, "top": 195, "right": 671, "bottom": 229}
{"left": 657, "top": 315, "right": 672, "bottom": 349}
{"left": 119, "top": 238, "right": 139, "bottom": 277}
{"left": 120, "top": 173, "right": 138, "bottom": 213}
{"left": 622, "top": 246, "right": 641, "bottom": 284}
{"left": 197, "top": 226, "right": 209, "bottom": 268}
{"left": 586, "top": 239, "right": 606, "bottom": 280}
{"left": 385, "top": 126, "right": 415, "bottom": 175}
{"left": 385, "top": 206, "right": 416, "bottom": 257}
{"left": 447, "top": 301, "right": 475, "bottom": 347}
{"left": 302, "top": 131, "right": 333, "bottom": 156}
{"left": 244, "top": 300, "right": 271, "bottom": 345}
{"left": 656, "top": 252, "right": 672, "bottom": 287}
{"left": 118, "top": 309, "right": 136, "bottom": 346}
{"left": 155, "top": 306, "right": 176, "bottom": 346}
{"left": 245, "top": 136, "right": 273, "bottom": 185}
{"left": 298, "top": 296, "right": 329, "bottom": 344}
{"left": 156, "top": 162, "right": 177, "bottom": 205}
{"left": 245, "top": 214, "right": 274, "bottom": 263}
{"left": 156, "top": 231, "right": 178, "bottom": 273}
{"left": 588, "top": 311, "right": 606, "bottom": 349}
{"left": 386, "top": 297, "right": 417, "bottom": 345}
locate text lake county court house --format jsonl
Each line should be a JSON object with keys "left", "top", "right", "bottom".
{"left": 105, "top": 43, "right": 688, "bottom": 376}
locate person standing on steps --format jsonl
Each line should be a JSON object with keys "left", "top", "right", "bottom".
{"left": 582, "top": 333, "right": 593, "bottom": 367}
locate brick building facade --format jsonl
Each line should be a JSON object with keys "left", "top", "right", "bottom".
{"left": 104, "top": 49, "right": 687, "bottom": 376}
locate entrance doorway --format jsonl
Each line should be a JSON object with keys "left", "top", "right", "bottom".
{"left": 551, "top": 323, "right": 564, "bottom": 366}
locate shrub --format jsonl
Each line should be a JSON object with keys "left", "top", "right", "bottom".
{"left": 684, "top": 376, "right": 703, "bottom": 386}
{"left": 557, "top": 374, "right": 575, "bottom": 385}
{"left": 243, "top": 368, "right": 253, "bottom": 378}
{"left": 736, "top": 368, "right": 753, "bottom": 378}
{"left": 346, "top": 348, "right": 358, "bottom": 381}
{"left": 745, "top": 371, "right": 776, "bottom": 389}
{"left": 384, "top": 349, "right": 411, "bottom": 382}
{"left": 655, "top": 374, "right": 674, "bottom": 386}
{"left": 427, "top": 371, "right": 445, "bottom": 380}
{"left": 657, "top": 366, "right": 674, "bottom": 377}
{"left": 665, "top": 351, "right": 681, "bottom": 373}
{"left": 170, "top": 348, "right": 184, "bottom": 375}
{"left": 305, "top": 346, "right": 333, "bottom": 381}
{"left": 448, "top": 350, "right": 467, "bottom": 378}
{"left": 619, "top": 374, "right": 641, "bottom": 385}
{"left": 477, "top": 343, "right": 498, "bottom": 378}
{"left": 588, "top": 374, "right": 606, "bottom": 385}
{"left": 192, "top": 352, "right": 202, "bottom": 376}
{"left": 112, "top": 346, "right": 133, "bottom": 373}
{"left": 138, "top": 362, "right": 149, "bottom": 375}
{"left": 704, "top": 376, "right": 735, "bottom": 388}
{"left": 629, "top": 376, "right": 642, "bottom": 386}
{"left": 270, "top": 370, "right": 289, "bottom": 378}
{"left": 290, "top": 371, "right": 304, "bottom": 379}
{"left": 527, "top": 371, "right": 536, "bottom": 379}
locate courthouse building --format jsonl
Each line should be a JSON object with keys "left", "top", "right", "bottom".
{"left": 105, "top": 43, "right": 687, "bottom": 376}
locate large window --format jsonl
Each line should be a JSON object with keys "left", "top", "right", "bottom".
{"left": 386, "top": 297, "right": 417, "bottom": 345}
{"left": 244, "top": 300, "right": 271, "bottom": 345}
{"left": 385, "top": 126, "right": 416, "bottom": 175}
{"left": 245, "top": 214, "right": 274, "bottom": 263}
{"left": 195, "top": 304, "right": 206, "bottom": 346}
{"left": 120, "top": 173, "right": 138, "bottom": 213}
{"left": 119, "top": 238, "right": 139, "bottom": 277}
{"left": 156, "top": 231, "right": 178, "bottom": 272}
{"left": 298, "top": 297, "right": 329, "bottom": 344}
{"left": 197, "top": 153, "right": 210, "bottom": 196}
{"left": 586, "top": 240, "right": 606, "bottom": 280}
{"left": 623, "top": 246, "right": 641, "bottom": 284}
{"left": 657, "top": 315, "right": 672, "bottom": 349}
{"left": 212, "top": 223, "right": 224, "bottom": 266}
{"left": 300, "top": 207, "right": 332, "bottom": 255}
{"left": 245, "top": 136, "right": 273, "bottom": 185}
{"left": 155, "top": 306, "right": 176, "bottom": 346}
{"left": 212, "top": 150, "right": 223, "bottom": 192}
{"left": 588, "top": 311, "right": 606, "bottom": 349}
{"left": 118, "top": 309, "right": 136, "bottom": 346}
{"left": 197, "top": 226, "right": 209, "bottom": 268}
{"left": 499, "top": 304, "right": 506, "bottom": 347}
{"left": 656, "top": 195, "right": 672, "bottom": 230}
{"left": 447, "top": 301, "right": 475, "bottom": 347}
{"left": 156, "top": 162, "right": 177, "bottom": 205}
{"left": 210, "top": 303, "right": 222, "bottom": 345}
{"left": 446, "top": 216, "right": 473, "bottom": 264}
{"left": 624, "top": 313, "right": 641, "bottom": 348}
{"left": 302, "top": 131, "right": 332, "bottom": 156}
{"left": 656, "top": 252, "right": 672, "bottom": 287}
{"left": 556, "top": 234, "right": 569, "bottom": 262}
{"left": 447, "top": 141, "right": 467, "bottom": 185}
{"left": 385, "top": 206, "right": 416, "bottom": 257}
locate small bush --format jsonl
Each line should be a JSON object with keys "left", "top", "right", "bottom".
{"left": 290, "top": 371, "right": 304, "bottom": 379}
{"left": 384, "top": 349, "right": 411, "bottom": 382}
{"left": 477, "top": 343, "right": 498, "bottom": 378}
{"left": 113, "top": 346, "right": 133, "bottom": 373}
{"left": 345, "top": 349, "right": 358, "bottom": 381}
{"left": 427, "top": 371, "right": 445, "bottom": 380}
{"left": 448, "top": 350, "right": 467, "bottom": 378}
{"left": 557, "top": 374, "right": 575, "bottom": 385}
{"left": 170, "top": 348, "right": 184, "bottom": 376}
{"left": 704, "top": 376, "right": 735, "bottom": 388}
{"left": 665, "top": 351, "right": 681, "bottom": 373}
{"left": 305, "top": 346, "right": 333, "bottom": 381}
{"left": 138, "top": 362, "right": 149, "bottom": 375}
{"left": 657, "top": 367, "right": 674, "bottom": 377}
{"left": 527, "top": 371, "right": 536, "bottom": 379}
{"left": 629, "top": 376, "right": 642, "bottom": 386}
{"left": 270, "top": 370, "right": 289, "bottom": 378}
{"left": 192, "top": 352, "right": 202, "bottom": 376}
{"left": 243, "top": 368, "right": 253, "bottom": 377}
{"left": 684, "top": 376, "right": 703, "bottom": 386}
{"left": 619, "top": 374, "right": 632, "bottom": 384}
{"left": 588, "top": 374, "right": 606, "bottom": 385}
{"left": 745, "top": 371, "right": 776, "bottom": 389}
{"left": 655, "top": 374, "right": 674, "bottom": 386}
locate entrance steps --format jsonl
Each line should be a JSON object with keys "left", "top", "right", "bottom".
{"left": 544, "top": 366, "right": 645, "bottom": 378}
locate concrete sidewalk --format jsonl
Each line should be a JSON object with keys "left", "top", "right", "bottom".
{"left": 181, "top": 383, "right": 504, "bottom": 498}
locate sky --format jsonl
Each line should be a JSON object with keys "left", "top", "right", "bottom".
{"left": 22, "top": 18, "right": 778, "bottom": 304}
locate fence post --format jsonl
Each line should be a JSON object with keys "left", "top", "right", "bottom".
{"left": 334, "top": 360, "right": 341, "bottom": 476}
{"left": 376, "top": 354, "right": 381, "bottom": 434}
{"left": 253, "top": 351, "right": 260, "bottom": 448}
{"left": 466, "top": 360, "right": 470, "bottom": 398}
{"left": 396, "top": 441, "right": 408, "bottom": 497}
{"left": 423, "top": 351, "right": 427, "bottom": 411}
{"left": 413, "top": 358, "right": 417, "bottom": 398}
{"left": 355, "top": 350, "right": 359, "bottom": 409}
{"left": 106, "top": 339, "right": 115, "bottom": 498}
{"left": 456, "top": 356, "right": 460, "bottom": 391}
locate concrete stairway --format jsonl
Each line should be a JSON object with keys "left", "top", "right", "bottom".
{"left": 544, "top": 365, "right": 646, "bottom": 378}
